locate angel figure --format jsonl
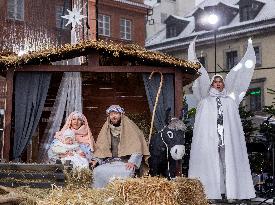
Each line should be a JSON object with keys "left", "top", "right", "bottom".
{"left": 188, "top": 38, "right": 256, "bottom": 200}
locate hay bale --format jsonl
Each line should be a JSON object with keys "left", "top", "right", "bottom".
{"left": 106, "top": 177, "right": 208, "bottom": 205}
{"left": 0, "top": 186, "right": 31, "bottom": 205}
{"left": 64, "top": 168, "right": 92, "bottom": 188}
{"left": 3, "top": 176, "right": 208, "bottom": 205}
{"left": 173, "top": 177, "right": 208, "bottom": 205}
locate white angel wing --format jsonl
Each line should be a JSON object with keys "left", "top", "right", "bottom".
{"left": 189, "top": 38, "right": 210, "bottom": 102}
{"left": 225, "top": 38, "right": 256, "bottom": 105}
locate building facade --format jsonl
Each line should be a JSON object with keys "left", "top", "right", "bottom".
{"left": 92, "top": 0, "right": 149, "bottom": 46}
{"left": 145, "top": 0, "right": 195, "bottom": 39}
{"left": 146, "top": 0, "right": 275, "bottom": 113}
{"left": 0, "top": 0, "right": 82, "bottom": 159}
{"left": 0, "top": 0, "right": 72, "bottom": 54}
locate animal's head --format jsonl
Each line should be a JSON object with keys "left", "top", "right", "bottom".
{"left": 162, "top": 118, "right": 186, "bottom": 160}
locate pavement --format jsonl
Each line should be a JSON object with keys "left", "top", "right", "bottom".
{"left": 209, "top": 198, "right": 274, "bottom": 205}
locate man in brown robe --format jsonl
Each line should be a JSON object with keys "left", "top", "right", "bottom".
{"left": 92, "top": 105, "right": 149, "bottom": 188}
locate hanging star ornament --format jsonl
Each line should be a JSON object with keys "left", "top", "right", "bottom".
{"left": 61, "top": 5, "right": 86, "bottom": 30}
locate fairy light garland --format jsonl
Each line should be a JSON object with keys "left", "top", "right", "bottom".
{"left": 0, "top": 39, "right": 200, "bottom": 71}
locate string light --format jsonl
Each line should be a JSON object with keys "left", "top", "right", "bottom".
{"left": 0, "top": 39, "right": 200, "bottom": 72}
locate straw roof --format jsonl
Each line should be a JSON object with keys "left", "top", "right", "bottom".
{"left": 0, "top": 40, "right": 200, "bottom": 73}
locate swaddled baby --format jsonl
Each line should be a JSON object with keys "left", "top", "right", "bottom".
{"left": 48, "top": 129, "right": 89, "bottom": 169}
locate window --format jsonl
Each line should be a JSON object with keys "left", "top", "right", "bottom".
{"left": 120, "top": 18, "right": 132, "bottom": 40}
{"left": 7, "top": 0, "right": 24, "bottom": 21}
{"left": 98, "top": 14, "right": 110, "bottom": 37}
{"left": 161, "top": 13, "right": 168, "bottom": 24}
{"left": 240, "top": 6, "right": 253, "bottom": 21}
{"left": 254, "top": 46, "right": 261, "bottom": 66}
{"left": 56, "top": 5, "right": 70, "bottom": 29}
{"left": 166, "top": 25, "right": 177, "bottom": 38}
{"left": 247, "top": 87, "right": 262, "bottom": 111}
{"left": 226, "top": 50, "right": 238, "bottom": 70}
{"left": 198, "top": 56, "right": 206, "bottom": 68}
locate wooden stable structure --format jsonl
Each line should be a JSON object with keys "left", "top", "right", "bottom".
{"left": 0, "top": 162, "right": 66, "bottom": 188}
{"left": 0, "top": 39, "right": 199, "bottom": 162}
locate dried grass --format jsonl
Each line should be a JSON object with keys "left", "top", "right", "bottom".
{"left": 0, "top": 176, "right": 208, "bottom": 205}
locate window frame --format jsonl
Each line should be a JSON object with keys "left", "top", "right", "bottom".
{"left": 254, "top": 46, "right": 262, "bottom": 67}
{"left": 7, "top": 0, "right": 24, "bottom": 21}
{"left": 98, "top": 14, "right": 111, "bottom": 37}
{"left": 243, "top": 43, "right": 262, "bottom": 67}
{"left": 197, "top": 55, "right": 207, "bottom": 69}
{"left": 244, "top": 78, "right": 266, "bottom": 112}
{"left": 166, "top": 22, "right": 180, "bottom": 38}
{"left": 247, "top": 87, "right": 262, "bottom": 111}
{"left": 120, "top": 18, "right": 132, "bottom": 41}
{"left": 160, "top": 13, "right": 168, "bottom": 24}
{"left": 224, "top": 50, "right": 238, "bottom": 70}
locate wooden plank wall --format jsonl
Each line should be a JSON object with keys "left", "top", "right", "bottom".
{"left": 34, "top": 72, "right": 151, "bottom": 161}
{"left": 82, "top": 72, "right": 150, "bottom": 138}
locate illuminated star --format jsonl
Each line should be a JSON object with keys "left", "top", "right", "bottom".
{"left": 61, "top": 5, "right": 86, "bottom": 30}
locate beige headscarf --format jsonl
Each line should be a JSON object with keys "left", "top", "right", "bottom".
{"left": 94, "top": 115, "right": 150, "bottom": 158}
{"left": 55, "top": 111, "right": 95, "bottom": 151}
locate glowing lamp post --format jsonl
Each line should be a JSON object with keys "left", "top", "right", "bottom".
{"left": 204, "top": 13, "right": 219, "bottom": 74}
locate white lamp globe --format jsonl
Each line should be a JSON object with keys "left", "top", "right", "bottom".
{"left": 208, "top": 14, "right": 219, "bottom": 25}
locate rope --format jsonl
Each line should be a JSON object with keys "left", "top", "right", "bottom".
{"left": 148, "top": 71, "right": 163, "bottom": 143}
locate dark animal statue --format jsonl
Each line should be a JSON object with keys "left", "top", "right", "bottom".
{"left": 148, "top": 118, "right": 186, "bottom": 179}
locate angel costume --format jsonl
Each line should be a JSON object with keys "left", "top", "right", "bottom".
{"left": 92, "top": 105, "right": 150, "bottom": 188}
{"left": 48, "top": 129, "right": 89, "bottom": 169}
{"left": 188, "top": 39, "right": 256, "bottom": 199}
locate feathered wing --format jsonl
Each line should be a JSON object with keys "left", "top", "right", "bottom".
{"left": 225, "top": 38, "right": 256, "bottom": 105}
{"left": 189, "top": 38, "right": 210, "bottom": 102}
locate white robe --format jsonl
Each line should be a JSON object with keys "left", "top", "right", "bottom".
{"left": 187, "top": 38, "right": 257, "bottom": 200}
{"left": 188, "top": 89, "right": 255, "bottom": 199}
{"left": 93, "top": 153, "right": 142, "bottom": 188}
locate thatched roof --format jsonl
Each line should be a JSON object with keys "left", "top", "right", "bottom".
{"left": 0, "top": 40, "right": 200, "bottom": 73}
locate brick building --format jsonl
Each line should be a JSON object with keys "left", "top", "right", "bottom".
{"left": 93, "top": 0, "right": 150, "bottom": 45}
{"left": 0, "top": 0, "right": 73, "bottom": 158}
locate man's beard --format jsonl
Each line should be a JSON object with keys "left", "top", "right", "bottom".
{"left": 110, "top": 119, "right": 121, "bottom": 127}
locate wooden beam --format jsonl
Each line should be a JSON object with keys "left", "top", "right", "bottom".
{"left": 16, "top": 65, "right": 176, "bottom": 73}
{"left": 174, "top": 68, "right": 183, "bottom": 177}
{"left": 174, "top": 68, "right": 183, "bottom": 118}
{"left": 2, "top": 70, "right": 14, "bottom": 161}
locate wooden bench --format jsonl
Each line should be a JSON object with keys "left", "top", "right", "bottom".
{"left": 0, "top": 163, "right": 68, "bottom": 188}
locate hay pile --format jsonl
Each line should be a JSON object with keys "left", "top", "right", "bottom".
{"left": 1, "top": 176, "right": 208, "bottom": 205}
{"left": 104, "top": 177, "right": 208, "bottom": 205}
{"left": 0, "top": 185, "right": 39, "bottom": 205}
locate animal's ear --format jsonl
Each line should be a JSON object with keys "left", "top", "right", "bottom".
{"left": 164, "top": 107, "right": 172, "bottom": 126}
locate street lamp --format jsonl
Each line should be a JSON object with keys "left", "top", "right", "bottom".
{"left": 203, "top": 13, "right": 219, "bottom": 74}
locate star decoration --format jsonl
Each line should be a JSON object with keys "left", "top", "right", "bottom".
{"left": 62, "top": 5, "right": 86, "bottom": 30}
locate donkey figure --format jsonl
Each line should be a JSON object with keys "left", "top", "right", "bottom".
{"left": 148, "top": 118, "right": 186, "bottom": 179}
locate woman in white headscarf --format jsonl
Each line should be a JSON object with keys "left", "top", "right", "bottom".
{"left": 188, "top": 39, "right": 256, "bottom": 200}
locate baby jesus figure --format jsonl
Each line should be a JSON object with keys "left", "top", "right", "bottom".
{"left": 48, "top": 129, "right": 89, "bottom": 170}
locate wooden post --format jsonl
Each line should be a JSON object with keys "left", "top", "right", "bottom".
{"left": 3, "top": 70, "right": 14, "bottom": 161}
{"left": 174, "top": 68, "right": 183, "bottom": 176}
{"left": 88, "top": 0, "right": 97, "bottom": 40}
{"left": 174, "top": 68, "right": 183, "bottom": 118}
